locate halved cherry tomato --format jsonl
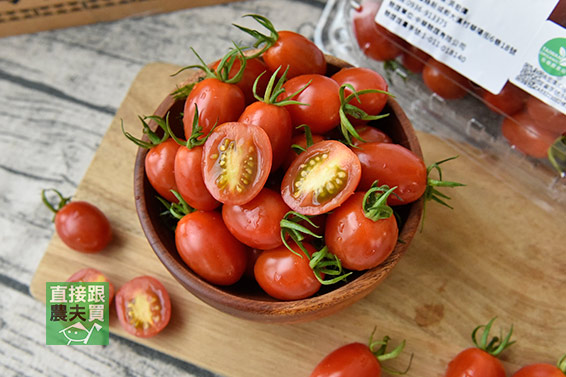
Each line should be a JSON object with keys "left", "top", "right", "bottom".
{"left": 325, "top": 192, "right": 398, "bottom": 271}
{"left": 501, "top": 110, "right": 558, "bottom": 159}
{"left": 281, "top": 74, "right": 341, "bottom": 134}
{"left": 422, "top": 58, "right": 471, "bottom": 100}
{"left": 175, "top": 210, "right": 248, "bottom": 285}
{"left": 254, "top": 242, "right": 320, "bottom": 300}
{"left": 281, "top": 140, "right": 361, "bottom": 215}
{"left": 526, "top": 95, "right": 566, "bottom": 134}
{"left": 183, "top": 78, "right": 245, "bottom": 139}
{"left": 352, "top": 0, "right": 406, "bottom": 62}
{"left": 212, "top": 56, "right": 271, "bottom": 105}
{"left": 331, "top": 67, "right": 389, "bottom": 118}
{"left": 202, "top": 122, "right": 272, "bottom": 205}
{"left": 115, "top": 276, "right": 171, "bottom": 338}
{"left": 67, "top": 268, "right": 115, "bottom": 303}
{"left": 351, "top": 125, "right": 392, "bottom": 147}
{"left": 353, "top": 142, "right": 426, "bottom": 206}
{"left": 222, "top": 187, "right": 290, "bottom": 250}
{"left": 482, "top": 82, "right": 528, "bottom": 116}
{"left": 145, "top": 138, "right": 180, "bottom": 203}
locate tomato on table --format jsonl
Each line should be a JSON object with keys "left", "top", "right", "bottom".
{"left": 202, "top": 121, "right": 272, "bottom": 205}
{"left": 42, "top": 189, "right": 112, "bottom": 253}
{"left": 281, "top": 140, "right": 361, "bottom": 215}
{"left": 67, "top": 268, "right": 115, "bottom": 303}
{"left": 176, "top": 210, "right": 248, "bottom": 286}
{"left": 115, "top": 276, "right": 171, "bottom": 338}
{"left": 501, "top": 110, "right": 558, "bottom": 159}
{"left": 512, "top": 355, "right": 566, "bottom": 377}
{"left": 422, "top": 58, "right": 471, "bottom": 100}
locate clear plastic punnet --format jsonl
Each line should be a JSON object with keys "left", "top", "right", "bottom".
{"left": 315, "top": 0, "right": 566, "bottom": 213}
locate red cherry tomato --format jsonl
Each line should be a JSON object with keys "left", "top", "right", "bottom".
{"left": 512, "top": 362, "right": 566, "bottom": 377}
{"left": 283, "top": 133, "right": 325, "bottom": 170}
{"left": 351, "top": 125, "right": 392, "bottom": 147}
{"left": 183, "top": 78, "right": 245, "bottom": 139}
{"left": 222, "top": 187, "right": 291, "bottom": 250}
{"left": 174, "top": 145, "right": 220, "bottom": 211}
{"left": 445, "top": 348, "right": 506, "bottom": 377}
{"left": 254, "top": 242, "right": 320, "bottom": 300}
{"left": 281, "top": 140, "right": 361, "bottom": 215}
{"left": 175, "top": 210, "right": 248, "bottom": 285}
{"left": 401, "top": 45, "right": 429, "bottom": 74}
{"left": 331, "top": 67, "right": 389, "bottom": 118}
{"left": 145, "top": 138, "right": 180, "bottom": 203}
{"left": 526, "top": 95, "right": 566, "bottom": 134}
{"left": 353, "top": 142, "right": 426, "bottom": 206}
{"left": 352, "top": 0, "right": 406, "bottom": 62}
{"left": 310, "top": 342, "right": 382, "bottom": 377}
{"left": 501, "top": 110, "right": 558, "bottom": 159}
{"left": 482, "top": 82, "right": 528, "bottom": 116}
{"left": 212, "top": 56, "right": 271, "bottom": 105}
{"left": 115, "top": 276, "right": 171, "bottom": 338}
{"left": 238, "top": 100, "right": 293, "bottom": 171}
{"left": 53, "top": 200, "right": 112, "bottom": 253}
{"left": 202, "top": 122, "right": 272, "bottom": 205}
{"left": 263, "top": 30, "right": 326, "bottom": 78}
{"left": 281, "top": 74, "right": 342, "bottom": 134}
{"left": 67, "top": 268, "right": 115, "bottom": 303}
{"left": 422, "top": 58, "right": 470, "bottom": 100}
{"left": 325, "top": 192, "right": 398, "bottom": 271}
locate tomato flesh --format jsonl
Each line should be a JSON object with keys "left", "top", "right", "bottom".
{"left": 66, "top": 268, "right": 115, "bottom": 303}
{"left": 281, "top": 140, "right": 361, "bottom": 215}
{"left": 115, "top": 276, "right": 171, "bottom": 338}
{"left": 310, "top": 342, "right": 382, "bottom": 377}
{"left": 202, "top": 122, "right": 272, "bottom": 205}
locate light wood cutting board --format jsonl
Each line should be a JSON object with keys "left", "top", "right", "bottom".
{"left": 31, "top": 62, "right": 566, "bottom": 377}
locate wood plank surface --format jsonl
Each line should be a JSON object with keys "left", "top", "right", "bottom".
{"left": 30, "top": 62, "right": 566, "bottom": 377}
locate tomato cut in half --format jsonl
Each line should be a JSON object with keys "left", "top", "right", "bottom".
{"left": 67, "top": 268, "right": 115, "bottom": 303}
{"left": 202, "top": 122, "right": 272, "bottom": 205}
{"left": 115, "top": 276, "right": 171, "bottom": 338}
{"left": 281, "top": 140, "right": 361, "bottom": 215}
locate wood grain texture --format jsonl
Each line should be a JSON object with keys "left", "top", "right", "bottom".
{"left": 30, "top": 62, "right": 566, "bottom": 377}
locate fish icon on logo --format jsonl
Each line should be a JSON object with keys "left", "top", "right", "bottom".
{"left": 59, "top": 322, "right": 102, "bottom": 345}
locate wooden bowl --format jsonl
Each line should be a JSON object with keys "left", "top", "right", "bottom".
{"left": 134, "top": 55, "right": 424, "bottom": 323}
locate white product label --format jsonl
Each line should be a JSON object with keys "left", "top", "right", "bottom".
{"left": 510, "top": 20, "right": 566, "bottom": 115}
{"left": 376, "top": 0, "right": 559, "bottom": 94}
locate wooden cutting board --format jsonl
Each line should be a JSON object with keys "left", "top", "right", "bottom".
{"left": 31, "top": 62, "right": 566, "bottom": 377}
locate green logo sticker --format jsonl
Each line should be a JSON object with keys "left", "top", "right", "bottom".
{"left": 46, "top": 282, "right": 109, "bottom": 345}
{"left": 539, "top": 37, "right": 566, "bottom": 76}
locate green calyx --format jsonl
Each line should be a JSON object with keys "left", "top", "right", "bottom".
{"left": 41, "top": 188, "right": 71, "bottom": 220}
{"left": 471, "top": 317, "right": 515, "bottom": 357}
{"left": 157, "top": 190, "right": 195, "bottom": 221}
{"left": 548, "top": 134, "right": 566, "bottom": 177}
{"left": 338, "top": 83, "right": 391, "bottom": 147}
{"left": 253, "top": 66, "right": 310, "bottom": 106}
{"left": 233, "top": 14, "right": 279, "bottom": 59}
{"left": 383, "top": 59, "right": 409, "bottom": 83}
{"left": 290, "top": 124, "right": 314, "bottom": 155}
{"left": 362, "top": 182, "right": 397, "bottom": 221}
{"left": 121, "top": 113, "right": 170, "bottom": 149}
{"left": 279, "top": 211, "right": 351, "bottom": 286}
{"left": 369, "top": 329, "right": 412, "bottom": 375}
{"left": 557, "top": 354, "right": 566, "bottom": 373}
{"left": 165, "top": 104, "right": 214, "bottom": 150}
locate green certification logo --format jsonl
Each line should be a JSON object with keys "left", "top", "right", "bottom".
{"left": 46, "top": 282, "right": 109, "bottom": 345}
{"left": 539, "top": 37, "right": 566, "bottom": 76}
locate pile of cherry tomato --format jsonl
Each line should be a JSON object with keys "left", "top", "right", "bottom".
{"left": 351, "top": 0, "right": 566, "bottom": 168}
{"left": 128, "top": 14, "right": 463, "bottom": 302}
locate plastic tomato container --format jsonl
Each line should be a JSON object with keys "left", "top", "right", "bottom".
{"left": 315, "top": 0, "right": 566, "bottom": 213}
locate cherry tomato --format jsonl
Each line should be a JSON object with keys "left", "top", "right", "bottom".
{"left": 174, "top": 146, "right": 220, "bottom": 211}
{"left": 50, "top": 198, "right": 112, "bottom": 253}
{"left": 352, "top": 0, "right": 406, "bottom": 62}
{"left": 512, "top": 362, "right": 566, "bottom": 377}
{"left": 281, "top": 140, "right": 361, "bottom": 215}
{"left": 67, "top": 268, "right": 115, "bottom": 303}
{"left": 238, "top": 100, "right": 293, "bottom": 171}
{"left": 445, "top": 348, "right": 506, "bottom": 377}
{"left": 212, "top": 56, "right": 271, "bottom": 105}
{"left": 254, "top": 242, "right": 320, "bottom": 300}
{"left": 145, "top": 138, "right": 180, "bottom": 203}
{"left": 183, "top": 78, "right": 245, "bottom": 139}
{"left": 281, "top": 74, "right": 341, "bottom": 134}
{"left": 222, "top": 187, "right": 290, "bottom": 250}
{"left": 501, "top": 110, "right": 558, "bottom": 159}
{"left": 115, "top": 276, "right": 171, "bottom": 338}
{"left": 331, "top": 67, "right": 389, "bottom": 118}
{"left": 202, "top": 122, "right": 272, "bottom": 205}
{"left": 482, "top": 82, "right": 528, "bottom": 116}
{"left": 401, "top": 45, "right": 429, "bottom": 74}
{"left": 310, "top": 342, "right": 382, "bottom": 377}
{"left": 351, "top": 125, "right": 392, "bottom": 147}
{"left": 422, "top": 58, "right": 470, "bottom": 100}
{"left": 353, "top": 142, "right": 426, "bottom": 206}
{"left": 325, "top": 192, "right": 398, "bottom": 271}
{"left": 263, "top": 30, "right": 326, "bottom": 78}
{"left": 283, "top": 133, "right": 325, "bottom": 170}
{"left": 526, "top": 95, "right": 566, "bottom": 134}
{"left": 175, "top": 210, "right": 248, "bottom": 285}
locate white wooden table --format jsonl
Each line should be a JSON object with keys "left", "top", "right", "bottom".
{"left": 0, "top": 1, "right": 325, "bottom": 375}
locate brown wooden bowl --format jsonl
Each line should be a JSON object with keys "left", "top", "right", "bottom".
{"left": 134, "top": 55, "right": 424, "bottom": 323}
